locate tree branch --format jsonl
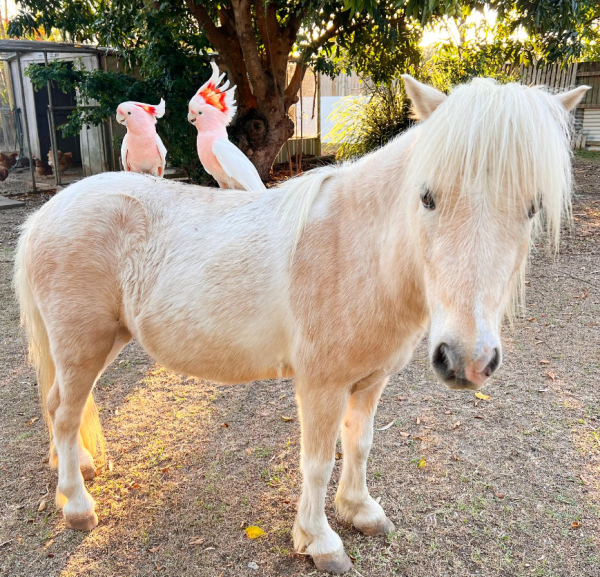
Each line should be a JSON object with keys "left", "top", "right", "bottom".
{"left": 231, "top": 0, "right": 268, "bottom": 99}
{"left": 184, "top": 0, "right": 229, "bottom": 53}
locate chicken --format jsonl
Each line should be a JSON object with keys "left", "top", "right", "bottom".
{"left": 47, "top": 149, "right": 74, "bottom": 174}
{"left": 34, "top": 156, "right": 53, "bottom": 177}
{"left": 0, "top": 151, "right": 18, "bottom": 171}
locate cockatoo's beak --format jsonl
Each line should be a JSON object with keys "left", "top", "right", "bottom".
{"left": 116, "top": 111, "right": 127, "bottom": 126}
{"left": 187, "top": 112, "right": 196, "bottom": 125}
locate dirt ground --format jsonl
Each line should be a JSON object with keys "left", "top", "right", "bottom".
{"left": 0, "top": 153, "right": 599, "bottom": 577}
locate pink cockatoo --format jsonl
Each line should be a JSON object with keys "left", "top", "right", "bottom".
{"left": 116, "top": 99, "right": 167, "bottom": 177}
{"left": 188, "top": 62, "right": 265, "bottom": 191}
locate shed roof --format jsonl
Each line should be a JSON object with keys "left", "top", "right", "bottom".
{"left": 0, "top": 39, "right": 114, "bottom": 58}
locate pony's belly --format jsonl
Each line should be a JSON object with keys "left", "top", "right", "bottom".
{"left": 134, "top": 321, "right": 290, "bottom": 383}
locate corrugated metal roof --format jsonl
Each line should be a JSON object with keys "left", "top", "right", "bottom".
{"left": 0, "top": 40, "right": 114, "bottom": 55}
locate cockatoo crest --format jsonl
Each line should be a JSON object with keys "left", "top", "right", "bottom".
{"left": 193, "top": 62, "right": 237, "bottom": 124}
{"left": 133, "top": 98, "right": 165, "bottom": 119}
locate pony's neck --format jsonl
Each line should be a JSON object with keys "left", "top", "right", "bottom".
{"left": 342, "top": 132, "right": 422, "bottom": 276}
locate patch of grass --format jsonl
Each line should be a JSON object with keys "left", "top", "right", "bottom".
{"left": 574, "top": 150, "right": 600, "bottom": 164}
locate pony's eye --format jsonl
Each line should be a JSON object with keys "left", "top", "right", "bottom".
{"left": 421, "top": 189, "right": 436, "bottom": 210}
{"left": 528, "top": 199, "right": 542, "bottom": 219}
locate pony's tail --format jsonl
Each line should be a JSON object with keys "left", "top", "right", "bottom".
{"left": 13, "top": 217, "right": 104, "bottom": 467}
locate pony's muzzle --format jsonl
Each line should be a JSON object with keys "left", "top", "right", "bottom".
{"left": 431, "top": 342, "right": 501, "bottom": 390}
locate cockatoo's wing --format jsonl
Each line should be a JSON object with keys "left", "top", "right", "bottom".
{"left": 212, "top": 138, "right": 266, "bottom": 191}
{"left": 156, "top": 133, "right": 167, "bottom": 169}
{"left": 121, "top": 135, "right": 130, "bottom": 171}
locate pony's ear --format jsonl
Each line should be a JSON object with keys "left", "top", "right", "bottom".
{"left": 555, "top": 85, "right": 590, "bottom": 111}
{"left": 401, "top": 75, "right": 446, "bottom": 120}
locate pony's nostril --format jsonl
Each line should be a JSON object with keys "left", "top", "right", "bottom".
{"left": 484, "top": 348, "right": 501, "bottom": 377}
{"left": 432, "top": 343, "right": 454, "bottom": 378}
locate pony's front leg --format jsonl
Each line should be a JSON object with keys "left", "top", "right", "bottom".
{"left": 335, "top": 375, "right": 395, "bottom": 536}
{"left": 293, "top": 381, "right": 353, "bottom": 574}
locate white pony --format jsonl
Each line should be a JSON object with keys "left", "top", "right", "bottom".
{"left": 14, "top": 77, "right": 588, "bottom": 574}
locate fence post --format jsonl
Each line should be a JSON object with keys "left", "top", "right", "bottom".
{"left": 43, "top": 52, "right": 61, "bottom": 186}
{"left": 15, "top": 52, "right": 36, "bottom": 193}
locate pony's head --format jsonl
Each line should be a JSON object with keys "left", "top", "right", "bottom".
{"left": 402, "top": 75, "right": 588, "bottom": 390}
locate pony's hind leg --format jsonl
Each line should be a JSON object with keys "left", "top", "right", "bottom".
{"left": 335, "top": 374, "right": 395, "bottom": 536}
{"left": 49, "top": 325, "right": 131, "bottom": 481}
{"left": 293, "top": 380, "right": 353, "bottom": 574}
{"left": 48, "top": 322, "right": 122, "bottom": 530}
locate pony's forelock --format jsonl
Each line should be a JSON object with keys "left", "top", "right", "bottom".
{"left": 406, "top": 79, "right": 573, "bottom": 250}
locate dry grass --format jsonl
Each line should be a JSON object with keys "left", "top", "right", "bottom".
{"left": 1, "top": 154, "right": 599, "bottom": 576}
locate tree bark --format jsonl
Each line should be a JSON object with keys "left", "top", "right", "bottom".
{"left": 186, "top": 0, "right": 311, "bottom": 180}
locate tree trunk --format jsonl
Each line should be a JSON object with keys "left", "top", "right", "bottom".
{"left": 230, "top": 98, "right": 295, "bottom": 180}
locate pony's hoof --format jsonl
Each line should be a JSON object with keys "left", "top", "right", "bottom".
{"left": 356, "top": 516, "right": 395, "bottom": 536}
{"left": 64, "top": 510, "right": 98, "bottom": 531}
{"left": 312, "top": 551, "right": 353, "bottom": 574}
{"left": 80, "top": 463, "right": 97, "bottom": 480}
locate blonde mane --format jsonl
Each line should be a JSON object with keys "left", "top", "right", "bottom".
{"left": 406, "top": 79, "right": 574, "bottom": 248}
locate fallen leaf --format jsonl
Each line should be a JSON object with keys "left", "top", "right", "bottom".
{"left": 528, "top": 317, "right": 536, "bottom": 322}
{"left": 444, "top": 410, "right": 453, "bottom": 415}
{"left": 246, "top": 448, "right": 252, "bottom": 455}
{"left": 474, "top": 415, "right": 484, "bottom": 420}
{"left": 280, "top": 416, "right": 294, "bottom": 422}
{"left": 416, "top": 417, "right": 421, "bottom": 425}
{"left": 130, "top": 482, "right": 141, "bottom": 490}
{"left": 396, "top": 396, "right": 407, "bottom": 401}
{"left": 451, "top": 455, "right": 463, "bottom": 461}
{"left": 26, "top": 417, "right": 39, "bottom": 426}
{"left": 539, "top": 359, "right": 550, "bottom": 365}
{"left": 399, "top": 431, "right": 410, "bottom": 438}
{"left": 494, "top": 492, "right": 506, "bottom": 499}
{"left": 453, "top": 421, "right": 461, "bottom": 429}
{"left": 189, "top": 537, "right": 204, "bottom": 546}
{"left": 416, "top": 458, "right": 426, "bottom": 469}
{"left": 108, "top": 460, "right": 114, "bottom": 472}
{"left": 571, "top": 521, "right": 582, "bottom": 530}
{"left": 148, "top": 546, "right": 160, "bottom": 553}
{"left": 547, "top": 371, "right": 556, "bottom": 381}
{"left": 47, "top": 553, "right": 54, "bottom": 558}
{"left": 220, "top": 422, "right": 229, "bottom": 428}
{"left": 537, "top": 388, "right": 549, "bottom": 393}
{"left": 245, "top": 526, "right": 265, "bottom": 539}
{"left": 579, "top": 474, "right": 589, "bottom": 485}
{"left": 377, "top": 421, "right": 394, "bottom": 431}
{"left": 335, "top": 452, "right": 343, "bottom": 460}
{"left": 160, "top": 467, "right": 170, "bottom": 474}
{"left": 38, "top": 500, "right": 46, "bottom": 512}
{"left": 474, "top": 392, "right": 490, "bottom": 400}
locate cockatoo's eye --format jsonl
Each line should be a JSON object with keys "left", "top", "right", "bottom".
{"left": 127, "top": 111, "right": 131, "bottom": 115}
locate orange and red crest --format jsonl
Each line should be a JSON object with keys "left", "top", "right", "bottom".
{"left": 198, "top": 82, "right": 228, "bottom": 113}
{"left": 134, "top": 103, "right": 157, "bottom": 115}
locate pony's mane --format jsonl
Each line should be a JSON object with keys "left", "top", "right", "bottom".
{"left": 277, "top": 79, "right": 575, "bottom": 278}
{"left": 406, "top": 78, "right": 574, "bottom": 249}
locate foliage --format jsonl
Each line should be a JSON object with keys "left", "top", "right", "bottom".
{"left": 326, "top": 83, "right": 412, "bottom": 160}
{"left": 9, "top": 0, "right": 600, "bottom": 177}
{"left": 16, "top": 2, "right": 211, "bottom": 182}
{"left": 420, "top": 14, "right": 521, "bottom": 92}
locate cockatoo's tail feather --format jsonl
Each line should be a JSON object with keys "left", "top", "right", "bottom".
{"left": 195, "top": 61, "right": 237, "bottom": 124}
